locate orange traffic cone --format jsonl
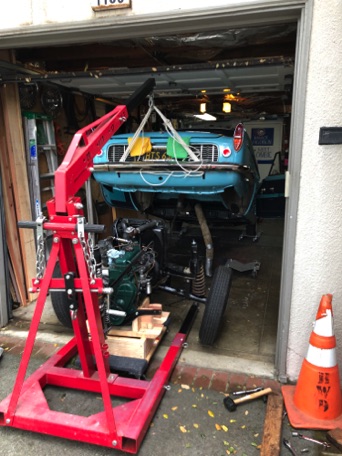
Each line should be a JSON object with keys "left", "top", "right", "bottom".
{"left": 282, "top": 294, "right": 342, "bottom": 429}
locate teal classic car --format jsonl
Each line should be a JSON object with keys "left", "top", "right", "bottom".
{"left": 92, "top": 123, "right": 260, "bottom": 226}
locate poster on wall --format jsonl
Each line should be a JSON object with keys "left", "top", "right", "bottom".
{"left": 244, "top": 121, "right": 283, "bottom": 180}
{"left": 92, "top": 0, "right": 131, "bottom": 11}
{"left": 251, "top": 128, "right": 274, "bottom": 148}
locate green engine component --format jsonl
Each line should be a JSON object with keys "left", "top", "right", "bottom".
{"left": 107, "top": 244, "right": 140, "bottom": 325}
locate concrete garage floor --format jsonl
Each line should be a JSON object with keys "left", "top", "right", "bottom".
{"left": 8, "top": 217, "right": 284, "bottom": 378}
{"left": 155, "top": 217, "right": 284, "bottom": 376}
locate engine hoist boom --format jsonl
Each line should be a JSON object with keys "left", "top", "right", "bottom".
{"left": 0, "top": 78, "right": 198, "bottom": 453}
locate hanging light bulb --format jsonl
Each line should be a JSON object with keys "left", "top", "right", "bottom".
{"left": 222, "top": 101, "right": 232, "bottom": 113}
{"left": 200, "top": 102, "right": 207, "bottom": 113}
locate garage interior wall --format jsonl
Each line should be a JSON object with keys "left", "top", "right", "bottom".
{"left": 1, "top": 0, "right": 342, "bottom": 385}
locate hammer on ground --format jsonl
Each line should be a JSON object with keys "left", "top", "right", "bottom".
{"left": 223, "top": 387, "right": 272, "bottom": 412}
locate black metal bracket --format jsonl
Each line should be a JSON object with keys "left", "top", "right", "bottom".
{"left": 64, "top": 272, "right": 78, "bottom": 317}
{"left": 225, "top": 259, "right": 260, "bottom": 277}
{"left": 125, "top": 78, "right": 156, "bottom": 115}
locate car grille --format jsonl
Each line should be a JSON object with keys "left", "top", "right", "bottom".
{"left": 107, "top": 144, "right": 219, "bottom": 163}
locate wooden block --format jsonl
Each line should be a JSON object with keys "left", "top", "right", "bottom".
{"left": 106, "top": 326, "right": 167, "bottom": 360}
{"left": 108, "top": 311, "right": 169, "bottom": 338}
{"left": 106, "top": 334, "right": 150, "bottom": 359}
{"left": 260, "top": 393, "right": 284, "bottom": 456}
{"left": 132, "top": 298, "right": 168, "bottom": 334}
{"left": 106, "top": 299, "right": 168, "bottom": 359}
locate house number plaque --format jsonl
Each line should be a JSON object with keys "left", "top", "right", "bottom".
{"left": 92, "top": 0, "right": 131, "bottom": 11}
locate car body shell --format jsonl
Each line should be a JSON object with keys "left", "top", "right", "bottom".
{"left": 93, "top": 127, "right": 260, "bottom": 223}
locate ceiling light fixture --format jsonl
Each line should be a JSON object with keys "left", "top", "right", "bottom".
{"left": 194, "top": 113, "right": 217, "bottom": 121}
{"left": 200, "top": 102, "right": 207, "bottom": 113}
{"left": 222, "top": 101, "right": 232, "bottom": 113}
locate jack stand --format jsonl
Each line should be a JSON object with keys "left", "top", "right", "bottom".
{"left": 239, "top": 231, "right": 261, "bottom": 242}
{"left": 238, "top": 223, "right": 261, "bottom": 242}
{"left": 0, "top": 198, "right": 198, "bottom": 454}
{"left": 225, "top": 259, "right": 261, "bottom": 278}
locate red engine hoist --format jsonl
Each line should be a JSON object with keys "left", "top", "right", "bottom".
{"left": 0, "top": 79, "right": 198, "bottom": 453}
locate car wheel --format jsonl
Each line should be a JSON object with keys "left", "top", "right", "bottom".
{"left": 199, "top": 265, "right": 232, "bottom": 346}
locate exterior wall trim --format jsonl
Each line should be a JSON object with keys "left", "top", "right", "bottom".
{"left": 275, "top": 0, "right": 313, "bottom": 382}
{"left": 0, "top": 1, "right": 305, "bottom": 48}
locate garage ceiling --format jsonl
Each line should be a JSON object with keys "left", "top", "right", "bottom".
{"left": 0, "top": 23, "right": 296, "bottom": 119}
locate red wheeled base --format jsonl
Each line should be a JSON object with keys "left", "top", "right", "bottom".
{"left": 0, "top": 196, "right": 197, "bottom": 453}
{"left": 0, "top": 327, "right": 195, "bottom": 453}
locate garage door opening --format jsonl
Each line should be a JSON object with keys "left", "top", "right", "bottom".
{"left": 0, "top": 5, "right": 308, "bottom": 378}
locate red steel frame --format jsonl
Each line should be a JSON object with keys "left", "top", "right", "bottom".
{"left": 0, "top": 98, "right": 191, "bottom": 453}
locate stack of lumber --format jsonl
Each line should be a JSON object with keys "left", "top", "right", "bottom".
{"left": 0, "top": 51, "right": 36, "bottom": 307}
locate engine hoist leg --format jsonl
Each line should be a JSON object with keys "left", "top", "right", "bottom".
{"left": 73, "top": 238, "right": 116, "bottom": 432}
{"left": 4, "top": 237, "right": 60, "bottom": 421}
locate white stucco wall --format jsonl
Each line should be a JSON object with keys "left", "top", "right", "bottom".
{"left": 286, "top": 0, "right": 342, "bottom": 382}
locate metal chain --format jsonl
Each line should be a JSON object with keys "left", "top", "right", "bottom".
{"left": 80, "top": 232, "right": 97, "bottom": 283}
{"left": 35, "top": 215, "right": 46, "bottom": 279}
{"left": 36, "top": 234, "right": 46, "bottom": 279}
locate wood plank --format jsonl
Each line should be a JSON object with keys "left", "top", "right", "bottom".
{"left": 8, "top": 260, "right": 20, "bottom": 305}
{"left": 107, "top": 326, "right": 167, "bottom": 360}
{"left": 0, "top": 83, "right": 36, "bottom": 302}
{"left": 260, "top": 393, "right": 284, "bottom": 456}
{"left": 145, "top": 327, "right": 167, "bottom": 362}
{"left": 108, "top": 318, "right": 169, "bottom": 339}
{"left": 0, "top": 97, "right": 27, "bottom": 306}
{"left": 107, "top": 334, "right": 149, "bottom": 359}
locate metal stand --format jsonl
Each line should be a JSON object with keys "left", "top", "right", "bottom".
{"left": 238, "top": 230, "right": 262, "bottom": 242}
{"left": 238, "top": 222, "right": 262, "bottom": 242}
{"left": 225, "top": 258, "right": 261, "bottom": 277}
{"left": 0, "top": 197, "right": 198, "bottom": 453}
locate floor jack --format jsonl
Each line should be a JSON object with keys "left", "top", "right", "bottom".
{"left": 0, "top": 78, "right": 198, "bottom": 453}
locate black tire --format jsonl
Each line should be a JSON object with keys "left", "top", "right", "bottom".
{"left": 199, "top": 265, "right": 232, "bottom": 346}
{"left": 50, "top": 262, "right": 72, "bottom": 328}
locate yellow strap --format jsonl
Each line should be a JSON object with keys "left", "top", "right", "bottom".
{"left": 128, "top": 137, "right": 152, "bottom": 157}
